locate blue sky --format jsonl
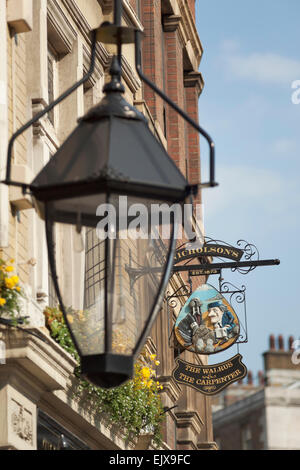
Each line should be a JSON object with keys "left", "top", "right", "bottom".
{"left": 195, "top": 1, "right": 300, "bottom": 378}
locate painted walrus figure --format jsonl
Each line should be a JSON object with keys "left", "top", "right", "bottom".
{"left": 177, "top": 298, "right": 216, "bottom": 353}
{"left": 192, "top": 324, "right": 216, "bottom": 353}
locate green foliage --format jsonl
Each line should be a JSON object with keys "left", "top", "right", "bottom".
{"left": 44, "top": 307, "right": 165, "bottom": 447}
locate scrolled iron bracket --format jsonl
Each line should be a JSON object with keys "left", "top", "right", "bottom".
{"left": 219, "top": 278, "right": 248, "bottom": 344}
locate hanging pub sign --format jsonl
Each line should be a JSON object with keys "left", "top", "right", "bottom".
{"left": 172, "top": 354, "right": 247, "bottom": 396}
{"left": 171, "top": 237, "right": 281, "bottom": 276}
{"left": 172, "top": 284, "right": 246, "bottom": 395}
{"left": 173, "top": 243, "right": 244, "bottom": 265}
{"left": 170, "top": 237, "right": 279, "bottom": 396}
{"left": 174, "top": 284, "right": 240, "bottom": 355}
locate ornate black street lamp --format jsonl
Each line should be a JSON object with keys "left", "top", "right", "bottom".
{"left": 2, "top": 0, "right": 216, "bottom": 388}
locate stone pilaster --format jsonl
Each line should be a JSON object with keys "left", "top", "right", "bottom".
{"left": 175, "top": 410, "right": 203, "bottom": 450}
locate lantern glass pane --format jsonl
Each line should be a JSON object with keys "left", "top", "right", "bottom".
{"left": 46, "top": 193, "right": 178, "bottom": 358}
{"left": 48, "top": 218, "right": 106, "bottom": 356}
{"left": 107, "top": 194, "right": 177, "bottom": 356}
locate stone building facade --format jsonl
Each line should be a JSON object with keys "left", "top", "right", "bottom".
{"left": 0, "top": 0, "right": 216, "bottom": 450}
{"left": 212, "top": 336, "right": 300, "bottom": 450}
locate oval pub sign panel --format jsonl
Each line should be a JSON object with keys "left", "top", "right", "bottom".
{"left": 175, "top": 284, "right": 240, "bottom": 355}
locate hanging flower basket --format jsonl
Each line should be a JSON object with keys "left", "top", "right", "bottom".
{"left": 0, "top": 258, "right": 24, "bottom": 324}
{"left": 43, "top": 306, "right": 165, "bottom": 446}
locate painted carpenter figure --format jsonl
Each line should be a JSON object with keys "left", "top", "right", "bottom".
{"left": 208, "top": 301, "right": 239, "bottom": 341}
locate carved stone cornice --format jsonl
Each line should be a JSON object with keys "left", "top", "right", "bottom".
{"left": 144, "top": 336, "right": 157, "bottom": 357}
{"left": 61, "top": 0, "right": 108, "bottom": 68}
{"left": 158, "top": 375, "right": 182, "bottom": 403}
{"left": 178, "top": 0, "right": 203, "bottom": 70}
{"left": 197, "top": 441, "right": 219, "bottom": 450}
{"left": 31, "top": 101, "right": 60, "bottom": 152}
{"left": 0, "top": 327, "right": 77, "bottom": 394}
{"left": 184, "top": 70, "right": 204, "bottom": 96}
{"left": 163, "top": 14, "right": 182, "bottom": 33}
{"left": 120, "top": 55, "right": 141, "bottom": 94}
{"left": 175, "top": 410, "right": 203, "bottom": 436}
{"left": 47, "top": 0, "right": 77, "bottom": 55}
{"left": 162, "top": 3, "right": 203, "bottom": 72}
{"left": 83, "top": 43, "right": 105, "bottom": 88}
{"left": 97, "top": 0, "right": 113, "bottom": 15}
{"left": 61, "top": 0, "right": 95, "bottom": 38}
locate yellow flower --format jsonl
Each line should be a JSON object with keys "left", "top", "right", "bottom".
{"left": 11, "top": 275, "right": 19, "bottom": 285}
{"left": 141, "top": 366, "right": 151, "bottom": 379}
{"left": 16, "top": 286, "right": 21, "bottom": 292}
{"left": 5, "top": 266, "right": 14, "bottom": 272}
{"left": 150, "top": 354, "right": 156, "bottom": 361}
{"left": 4, "top": 278, "right": 15, "bottom": 289}
{"left": 10, "top": 259, "right": 15, "bottom": 264}
{"left": 67, "top": 314, "right": 74, "bottom": 324}
{"left": 0, "top": 298, "right": 6, "bottom": 306}
{"left": 155, "top": 360, "right": 160, "bottom": 366}
{"left": 147, "top": 379, "right": 153, "bottom": 388}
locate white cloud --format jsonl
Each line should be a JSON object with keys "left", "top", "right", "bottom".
{"left": 204, "top": 165, "right": 283, "bottom": 211}
{"left": 222, "top": 47, "right": 300, "bottom": 85}
{"left": 202, "top": 165, "right": 300, "bottom": 237}
{"left": 220, "top": 39, "right": 240, "bottom": 54}
{"left": 272, "top": 138, "right": 297, "bottom": 156}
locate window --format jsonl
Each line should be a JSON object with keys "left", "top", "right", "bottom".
{"left": 84, "top": 228, "right": 106, "bottom": 310}
{"left": 47, "top": 45, "right": 59, "bottom": 126}
{"left": 37, "top": 410, "right": 90, "bottom": 450}
{"left": 48, "top": 268, "right": 57, "bottom": 308}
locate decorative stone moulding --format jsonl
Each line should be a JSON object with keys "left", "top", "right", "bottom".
{"left": 162, "top": 14, "right": 182, "bottom": 32}
{"left": 7, "top": 0, "right": 33, "bottom": 34}
{"left": 9, "top": 165, "right": 34, "bottom": 211}
{"left": 0, "top": 384, "right": 36, "bottom": 450}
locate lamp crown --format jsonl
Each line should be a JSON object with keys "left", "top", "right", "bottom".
{"left": 103, "top": 55, "right": 125, "bottom": 94}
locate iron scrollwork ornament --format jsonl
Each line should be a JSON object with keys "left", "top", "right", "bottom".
{"left": 219, "top": 280, "right": 248, "bottom": 344}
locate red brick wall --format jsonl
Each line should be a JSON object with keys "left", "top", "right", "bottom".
{"left": 141, "top": 0, "right": 164, "bottom": 130}
{"left": 164, "top": 29, "right": 186, "bottom": 175}
{"left": 188, "top": 0, "right": 196, "bottom": 20}
{"left": 185, "top": 85, "right": 201, "bottom": 204}
{"left": 141, "top": 2, "right": 201, "bottom": 189}
{"left": 141, "top": 2, "right": 204, "bottom": 288}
